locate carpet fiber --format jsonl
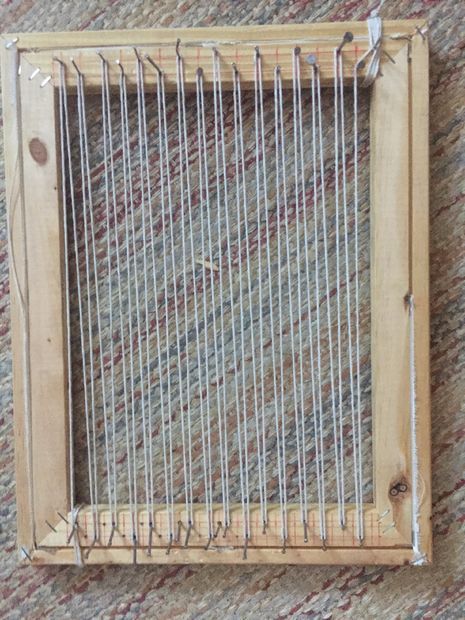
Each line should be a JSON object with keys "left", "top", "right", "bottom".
{"left": 0, "top": 0, "right": 464, "bottom": 618}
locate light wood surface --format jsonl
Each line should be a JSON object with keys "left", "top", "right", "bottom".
{"left": 370, "top": 42, "right": 412, "bottom": 545}
{"left": 18, "top": 66, "right": 69, "bottom": 545}
{"left": 32, "top": 503, "right": 415, "bottom": 565}
{"left": 39, "top": 503, "right": 408, "bottom": 551}
{"left": 4, "top": 21, "right": 422, "bottom": 50}
{"left": 29, "top": 546, "right": 418, "bottom": 566}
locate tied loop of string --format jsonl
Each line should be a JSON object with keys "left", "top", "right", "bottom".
{"left": 363, "top": 15, "right": 383, "bottom": 86}
{"left": 71, "top": 505, "right": 84, "bottom": 567}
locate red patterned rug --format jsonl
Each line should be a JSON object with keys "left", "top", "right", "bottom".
{"left": 0, "top": 0, "right": 464, "bottom": 618}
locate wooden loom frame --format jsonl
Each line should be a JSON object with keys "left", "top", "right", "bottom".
{"left": 1, "top": 20, "right": 431, "bottom": 565}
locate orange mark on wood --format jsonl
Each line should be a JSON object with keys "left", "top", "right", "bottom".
{"left": 29, "top": 137, "right": 48, "bottom": 166}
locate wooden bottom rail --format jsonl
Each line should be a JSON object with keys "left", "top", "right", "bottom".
{"left": 38, "top": 503, "right": 410, "bottom": 552}
{"left": 29, "top": 547, "right": 417, "bottom": 566}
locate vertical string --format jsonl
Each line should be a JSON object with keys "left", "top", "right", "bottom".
{"left": 150, "top": 56, "right": 189, "bottom": 540}
{"left": 211, "top": 49, "right": 230, "bottom": 528}
{"left": 117, "top": 63, "right": 138, "bottom": 545}
{"left": 74, "top": 65, "right": 100, "bottom": 543}
{"left": 150, "top": 69, "right": 174, "bottom": 540}
{"left": 232, "top": 66, "right": 251, "bottom": 542}
{"left": 101, "top": 57, "right": 132, "bottom": 543}
{"left": 233, "top": 60, "right": 265, "bottom": 530}
{"left": 173, "top": 53, "right": 194, "bottom": 528}
{"left": 338, "top": 49, "right": 358, "bottom": 540}
{"left": 253, "top": 50, "right": 269, "bottom": 528}
{"left": 200, "top": 60, "right": 224, "bottom": 541}
{"left": 57, "top": 62, "right": 75, "bottom": 521}
{"left": 61, "top": 47, "right": 371, "bottom": 550}
{"left": 353, "top": 59, "right": 365, "bottom": 542}
{"left": 65, "top": 64, "right": 97, "bottom": 544}
{"left": 195, "top": 68, "right": 214, "bottom": 540}
{"left": 292, "top": 49, "right": 314, "bottom": 534}
{"left": 220, "top": 64, "right": 247, "bottom": 540}
{"left": 275, "top": 65, "right": 296, "bottom": 541}
{"left": 138, "top": 56, "right": 158, "bottom": 532}
{"left": 141, "top": 65, "right": 168, "bottom": 544}
{"left": 80, "top": 66, "right": 113, "bottom": 539}
{"left": 337, "top": 49, "right": 357, "bottom": 532}
{"left": 333, "top": 49, "right": 346, "bottom": 527}
{"left": 176, "top": 53, "right": 206, "bottom": 537}
{"left": 134, "top": 54, "right": 155, "bottom": 529}
{"left": 213, "top": 51, "right": 232, "bottom": 527}
{"left": 177, "top": 54, "right": 198, "bottom": 522}
{"left": 99, "top": 55, "right": 118, "bottom": 533}
{"left": 277, "top": 59, "right": 306, "bottom": 529}
{"left": 123, "top": 58, "right": 150, "bottom": 529}
{"left": 158, "top": 69, "right": 176, "bottom": 542}
{"left": 310, "top": 64, "right": 327, "bottom": 542}
{"left": 272, "top": 65, "right": 288, "bottom": 543}
{"left": 256, "top": 52, "right": 286, "bottom": 541}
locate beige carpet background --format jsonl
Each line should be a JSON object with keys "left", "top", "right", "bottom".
{"left": 0, "top": 0, "right": 464, "bottom": 618}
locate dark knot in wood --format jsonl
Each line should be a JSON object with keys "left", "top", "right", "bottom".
{"left": 389, "top": 481, "right": 409, "bottom": 497}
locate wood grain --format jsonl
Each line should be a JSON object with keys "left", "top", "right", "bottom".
{"left": 7, "top": 21, "right": 425, "bottom": 90}
{"left": 371, "top": 42, "right": 412, "bottom": 545}
{"left": 410, "top": 31, "right": 432, "bottom": 562}
{"left": 18, "top": 66, "right": 69, "bottom": 545}
{"left": 39, "top": 503, "right": 408, "bottom": 551}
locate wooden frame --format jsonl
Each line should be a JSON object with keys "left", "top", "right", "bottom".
{"left": 1, "top": 20, "right": 431, "bottom": 565}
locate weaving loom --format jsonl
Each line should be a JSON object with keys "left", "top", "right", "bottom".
{"left": 1, "top": 19, "right": 431, "bottom": 565}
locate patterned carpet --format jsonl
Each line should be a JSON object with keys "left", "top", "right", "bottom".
{"left": 0, "top": 0, "right": 464, "bottom": 618}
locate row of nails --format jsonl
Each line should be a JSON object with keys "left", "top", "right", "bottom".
{"left": 22, "top": 27, "right": 384, "bottom": 91}
{"left": 47, "top": 31, "right": 365, "bottom": 84}
{"left": 41, "top": 513, "right": 365, "bottom": 561}
{"left": 8, "top": 22, "right": 429, "bottom": 88}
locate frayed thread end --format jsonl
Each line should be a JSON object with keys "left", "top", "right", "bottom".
{"left": 410, "top": 550, "right": 429, "bottom": 566}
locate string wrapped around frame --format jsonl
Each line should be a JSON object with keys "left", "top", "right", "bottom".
{"left": 57, "top": 33, "right": 374, "bottom": 560}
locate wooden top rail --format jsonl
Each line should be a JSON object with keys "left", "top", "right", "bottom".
{"left": 3, "top": 20, "right": 425, "bottom": 90}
